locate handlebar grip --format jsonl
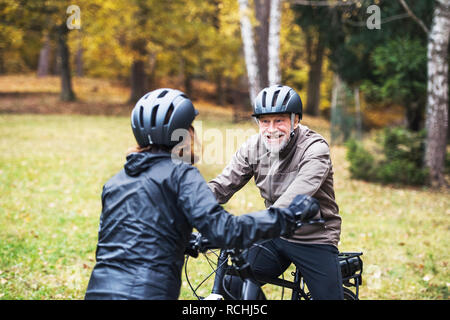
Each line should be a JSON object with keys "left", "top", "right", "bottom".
{"left": 185, "top": 246, "right": 199, "bottom": 258}
{"left": 185, "top": 232, "right": 216, "bottom": 257}
{"left": 185, "top": 232, "right": 201, "bottom": 257}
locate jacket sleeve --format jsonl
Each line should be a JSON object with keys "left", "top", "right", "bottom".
{"left": 207, "top": 141, "right": 254, "bottom": 204}
{"left": 272, "top": 140, "right": 331, "bottom": 208}
{"left": 176, "top": 165, "right": 295, "bottom": 249}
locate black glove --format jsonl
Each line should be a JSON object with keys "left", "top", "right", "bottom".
{"left": 288, "top": 194, "right": 320, "bottom": 226}
{"left": 185, "top": 232, "right": 201, "bottom": 258}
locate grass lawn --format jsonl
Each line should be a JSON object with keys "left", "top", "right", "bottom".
{"left": 0, "top": 77, "right": 448, "bottom": 300}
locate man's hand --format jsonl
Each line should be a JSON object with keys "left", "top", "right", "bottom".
{"left": 288, "top": 194, "right": 320, "bottom": 224}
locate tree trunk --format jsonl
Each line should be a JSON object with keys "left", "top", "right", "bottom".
{"left": 215, "top": 73, "right": 224, "bottom": 105}
{"left": 184, "top": 71, "right": 193, "bottom": 98}
{"left": 178, "top": 55, "right": 194, "bottom": 98}
{"left": 305, "top": 31, "right": 325, "bottom": 116}
{"left": 75, "top": 33, "right": 83, "bottom": 77}
{"left": 330, "top": 73, "right": 342, "bottom": 145}
{"left": 0, "top": 46, "right": 5, "bottom": 74}
{"left": 57, "top": 24, "right": 76, "bottom": 101}
{"left": 424, "top": 0, "right": 450, "bottom": 188}
{"left": 37, "top": 33, "right": 51, "bottom": 77}
{"left": 268, "top": 0, "right": 282, "bottom": 86}
{"left": 147, "top": 52, "right": 157, "bottom": 89}
{"left": 238, "top": 0, "right": 261, "bottom": 103}
{"left": 53, "top": 40, "right": 61, "bottom": 76}
{"left": 405, "top": 101, "right": 423, "bottom": 131}
{"left": 129, "top": 59, "right": 148, "bottom": 104}
{"left": 254, "top": 0, "right": 270, "bottom": 89}
{"left": 354, "top": 86, "right": 362, "bottom": 140}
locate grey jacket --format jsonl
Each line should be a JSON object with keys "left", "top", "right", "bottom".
{"left": 208, "top": 124, "right": 341, "bottom": 248}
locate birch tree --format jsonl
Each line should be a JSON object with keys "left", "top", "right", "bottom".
{"left": 238, "top": 0, "right": 261, "bottom": 102}
{"left": 254, "top": 0, "right": 270, "bottom": 88}
{"left": 37, "top": 33, "right": 51, "bottom": 77}
{"left": 398, "top": 0, "right": 449, "bottom": 187}
{"left": 268, "top": 0, "right": 282, "bottom": 85}
{"left": 239, "top": 0, "right": 282, "bottom": 102}
{"left": 423, "top": 0, "right": 450, "bottom": 187}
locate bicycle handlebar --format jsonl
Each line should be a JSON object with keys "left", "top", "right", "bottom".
{"left": 186, "top": 232, "right": 217, "bottom": 257}
{"left": 185, "top": 215, "right": 325, "bottom": 258}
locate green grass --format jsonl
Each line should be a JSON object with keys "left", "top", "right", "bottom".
{"left": 0, "top": 114, "right": 449, "bottom": 300}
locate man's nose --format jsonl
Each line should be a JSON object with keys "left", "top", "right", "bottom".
{"left": 267, "top": 121, "right": 278, "bottom": 131}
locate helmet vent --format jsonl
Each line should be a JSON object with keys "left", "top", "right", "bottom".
{"left": 151, "top": 105, "right": 159, "bottom": 127}
{"left": 272, "top": 90, "right": 280, "bottom": 107}
{"left": 282, "top": 92, "right": 291, "bottom": 106}
{"left": 139, "top": 106, "right": 145, "bottom": 128}
{"left": 262, "top": 91, "right": 267, "bottom": 108}
{"left": 158, "top": 90, "right": 168, "bottom": 98}
{"left": 164, "top": 104, "right": 174, "bottom": 125}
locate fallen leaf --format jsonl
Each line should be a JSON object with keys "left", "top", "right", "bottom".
{"left": 423, "top": 275, "right": 432, "bottom": 282}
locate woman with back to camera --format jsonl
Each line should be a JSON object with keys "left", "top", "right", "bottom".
{"left": 84, "top": 88, "right": 319, "bottom": 300}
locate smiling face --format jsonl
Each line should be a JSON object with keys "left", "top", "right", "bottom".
{"left": 258, "top": 113, "right": 299, "bottom": 153}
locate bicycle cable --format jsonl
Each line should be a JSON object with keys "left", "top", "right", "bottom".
{"left": 221, "top": 267, "right": 238, "bottom": 300}
{"left": 185, "top": 239, "right": 289, "bottom": 300}
{"left": 184, "top": 254, "right": 201, "bottom": 300}
{"left": 203, "top": 249, "right": 219, "bottom": 270}
{"left": 219, "top": 242, "right": 286, "bottom": 300}
{"left": 193, "top": 257, "right": 229, "bottom": 298}
{"left": 185, "top": 252, "right": 229, "bottom": 300}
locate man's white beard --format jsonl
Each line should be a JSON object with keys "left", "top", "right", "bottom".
{"left": 262, "top": 131, "right": 290, "bottom": 155}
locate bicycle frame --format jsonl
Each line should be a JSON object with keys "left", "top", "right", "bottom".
{"left": 186, "top": 232, "right": 363, "bottom": 300}
{"left": 210, "top": 248, "right": 267, "bottom": 300}
{"left": 210, "top": 248, "right": 310, "bottom": 300}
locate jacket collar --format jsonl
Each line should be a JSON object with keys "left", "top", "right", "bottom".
{"left": 278, "top": 126, "right": 300, "bottom": 158}
{"left": 124, "top": 150, "right": 172, "bottom": 176}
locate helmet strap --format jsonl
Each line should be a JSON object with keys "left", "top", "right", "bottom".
{"left": 290, "top": 113, "right": 295, "bottom": 137}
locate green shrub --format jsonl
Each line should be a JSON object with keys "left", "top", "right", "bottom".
{"left": 345, "top": 139, "right": 376, "bottom": 181}
{"left": 380, "top": 127, "right": 426, "bottom": 166}
{"left": 376, "top": 159, "right": 428, "bottom": 185}
{"left": 346, "top": 127, "right": 429, "bottom": 186}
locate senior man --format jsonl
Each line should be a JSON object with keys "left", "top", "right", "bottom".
{"left": 208, "top": 85, "right": 343, "bottom": 300}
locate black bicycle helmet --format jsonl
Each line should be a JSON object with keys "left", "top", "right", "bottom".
{"left": 131, "top": 88, "right": 199, "bottom": 147}
{"left": 252, "top": 85, "right": 303, "bottom": 120}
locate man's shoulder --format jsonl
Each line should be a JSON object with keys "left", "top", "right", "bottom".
{"left": 304, "top": 140, "right": 330, "bottom": 157}
{"left": 297, "top": 125, "right": 330, "bottom": 156}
